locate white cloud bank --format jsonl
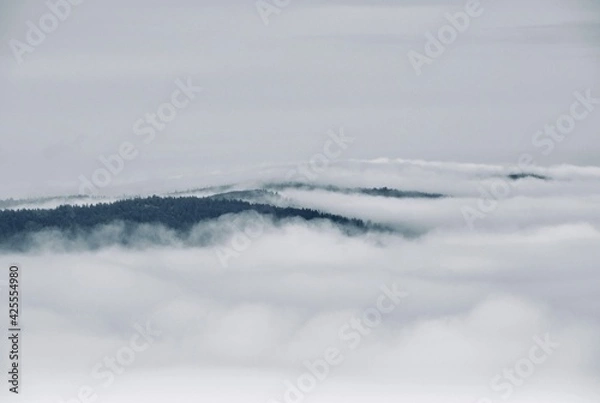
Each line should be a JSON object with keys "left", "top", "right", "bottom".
{"left": 1, "top": 160, "right": 599, "bottom": 402}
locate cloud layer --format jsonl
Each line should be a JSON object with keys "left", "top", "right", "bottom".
{"left": 2, "top": 160, "right": 599, "bottom": 402}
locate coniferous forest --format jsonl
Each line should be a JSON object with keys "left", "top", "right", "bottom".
{"left": 0, "top": 196, "right": 369, "bottom": 249}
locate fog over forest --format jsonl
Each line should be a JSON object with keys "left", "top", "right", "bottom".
{"left": 1, "top": 160, "right": 599, "bottom": 402}
{"left": 1, "top": 0, "right": 599, "bottom": 401}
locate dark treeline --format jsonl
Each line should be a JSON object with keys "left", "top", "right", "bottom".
{"left": 265, "top": 183, "right": 446, "bottom": 199}
{"left": 0, "top": 196, "right": 370, "bottom": 249}
{"left": 359, "top": 187, "right": 444, "bottom": 199}
{"left": 506, "top": 173, "right": 549, "bottom": 181}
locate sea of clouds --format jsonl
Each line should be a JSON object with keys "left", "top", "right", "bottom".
{"left": 2, "top": 159, "right": 599, "bottom": 403}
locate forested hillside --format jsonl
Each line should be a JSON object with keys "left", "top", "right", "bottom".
{"left": 0, "top": 196, "right": 369, "bottom": 249}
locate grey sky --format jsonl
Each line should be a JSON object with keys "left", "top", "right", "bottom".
{"left": 1, "top": 0, "right": 599, "bottom": 198}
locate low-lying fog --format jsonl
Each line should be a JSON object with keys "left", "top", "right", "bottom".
{"left": 3, "top": 160, "right": 599, "bottom": 402}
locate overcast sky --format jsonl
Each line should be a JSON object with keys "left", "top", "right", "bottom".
{"left": 1, "top": 0, "right": 599, "bottom": 198}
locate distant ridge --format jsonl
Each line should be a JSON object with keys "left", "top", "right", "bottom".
{"left": 0, "top": 195, "right": 385, "bottom": 250}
